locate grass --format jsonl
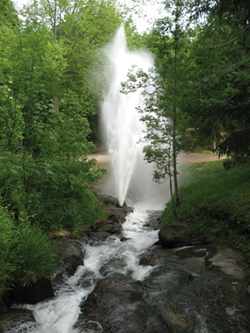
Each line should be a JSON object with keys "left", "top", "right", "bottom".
{"left": 162, "top": 159, "right": 250, "bottom": 262}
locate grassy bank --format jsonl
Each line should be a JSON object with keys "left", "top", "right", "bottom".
{"left": 161, "top": 159, "right": 250, "bottom": 262}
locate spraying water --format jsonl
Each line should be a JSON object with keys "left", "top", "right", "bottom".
{"left": 7, "top": 27, "right": 168, "bottom": 333}
{"left": 101, "top": 26, "right": 169, "bottom": 208}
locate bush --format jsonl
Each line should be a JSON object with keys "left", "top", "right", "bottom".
{"left": 0, "top": 205, "right": 17, "bottom": 299}
{"left": 0, "top": 155, "right": 107, "bottom": 232}
{"left": 26, "top": 159, "right": 107, "bottom": 231}
{"left": 15, "top": 225, "right": 58, "bottom": 285}
{"left": 0, "top": 204, "right": 57, "bottom": 301}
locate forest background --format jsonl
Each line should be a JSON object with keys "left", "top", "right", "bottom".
{"left": 0, "top": 0, "right": 249, "bottom": 302}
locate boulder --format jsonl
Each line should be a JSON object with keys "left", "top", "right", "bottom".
{"left": 55, "top": 239, "right": 84, "bottom": 276}
{"left": 143, "top": 210, "right": 162, "bottom": 230}
{"left": 14, "top": 278, "right": 54, "bottom": 305}
{"left": 140, "top": 245, "right": 250, "bottom": 333}
{"left": 76, "top": 273, "right": 169, "bottom": 333}
{"left": 158, "top": 223, "right": 209, "bottom": 248}
{"left": 0, "top": 309, "right": 36, "bottom": 332}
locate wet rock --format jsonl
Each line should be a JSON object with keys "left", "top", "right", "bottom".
{"left": 143, "top": 211, "right": 162, "bottom": 230}
{"left": 91, "top": 219, "right": 122, "bottom": 235}
{"left": 140, "top": 245, "right": 250, "bottom": 332}
{"left": 14, "top": 278, "right": 54, "bottom": 305}
{"left": 89, "top": 231, "right": 111, "bottom": 242}
{"left": 120, "top": 237, "right": 131, "bottom": 242}
{"left": 0, "top": 309, "right": 36, "bottom": 333}
{"left": 76, "top": 273, "right": 170, "bottom": 333}
{"left": 158, "top": 223, "right": 209, "bottom": 248}
{"left": 55, "top": 239, "right": 84, "bottom": 276}
{"left": 99, "top": 194, "right": 120, "bottom": 207}
{"left": 98, "top": 193, "right": 133, "bottom": 223}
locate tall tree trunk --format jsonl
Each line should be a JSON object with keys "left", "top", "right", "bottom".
{"left": 212, "top": 111, "right": 217, "bottom": 152}
{"left": 173, "top": 32, "right": 180, "bottom": 206}
{"left": 53, "top": 95, "right": 60, "bottom": 113}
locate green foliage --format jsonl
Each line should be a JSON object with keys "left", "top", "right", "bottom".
{"left": 162, "top": 161, "right": 250, "bottom": 261}
{"left": 26, "top": 160, "right": 107, "bottom": 231}
{"left": 0, "top": 204, "right": 57, "bottom": 300}
{"left": 15, "top": 224, "right": 58, "bottom": 285}
{"left": 0, "top": 154, "right": 106, "bottom": 231}
{"left": 0, "top": 0, "right": 114, "bottom": 232}
{"left": 187, "top": 0, "right": 250, "bottom": 156}
{"left": 0, "top": 204, "right": 17, "bottom": 298}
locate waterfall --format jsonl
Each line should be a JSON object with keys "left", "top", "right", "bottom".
{"left": 101, "top": 26, "right": 166, "bottom": 208}
{"left": 7, "top": 26, "right": 169, "bottom": 333}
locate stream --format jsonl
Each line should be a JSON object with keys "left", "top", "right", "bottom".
{"left": 1, "top": 26, "right": 249, "bottom": 333}
{"left": 6, "top": 204, "right": 161, "bottom": 333}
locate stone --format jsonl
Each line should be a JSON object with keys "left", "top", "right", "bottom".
{"left": 158, "top": 223, "right": 209, "bottom": 248}
{"left": 14, "top": 278, "right": 54, "bottom": 305}
{"left": 76, "top": 273, "right": 169, "bottom": 333}
{"left": 158, "top": 223, "right": 192, "bottom": 248}
{"left": 55, "top": 239, "right": 84, "bottom": 276}
{"left": 0, "top": 309, "right": 36, "bottom": 332}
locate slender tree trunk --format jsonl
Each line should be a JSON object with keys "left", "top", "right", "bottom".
{"left": 53, "top": 96, "right": 60, "bottom": 113}
{"left": 53, "top": 0, "right": 57, "bottom": 44}
{"left": 173, "top": 34, "right": 180, "bottom": 206}
{"left": 212, "top": 111, "right": 217, "bottom": 152}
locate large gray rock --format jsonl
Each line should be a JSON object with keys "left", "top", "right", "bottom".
{"left": 14, "top": 278, "right": 54, "bottom": 305}
{"left": 0, "top": 309, "right": 36, "bottom": 332}
{"left": 55, "top": 239, "right": 83, "bottom": 276}
{"left": 158, "top": 223, "right": 209, "bottom": 248}
{"left": 140, "top": 245, "right": 250, "bottom": 333}
{"left": 76, "top": 273, "right": 170, "bottom": 333}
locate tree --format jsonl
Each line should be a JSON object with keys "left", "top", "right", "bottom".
{"left": 0, "top": 0, "right": 123, "bottom": 229}
{"left": 122, "top": 0, "right": 194, "bottom": 210}
{"left": 189, "top": 0, "right": 250, "bottom": 159}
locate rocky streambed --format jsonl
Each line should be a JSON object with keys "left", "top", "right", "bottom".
{"left": 0, "top": 195, "right": 250, "bottom": 333}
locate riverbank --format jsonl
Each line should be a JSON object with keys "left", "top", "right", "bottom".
{"left": 162, "top": 159, "right": 250, "bottom": 263}
{"left": 1, "top": 201, "right": 250, "bottom": 332}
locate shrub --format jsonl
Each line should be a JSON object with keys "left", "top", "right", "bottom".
{"left": 0, "top": 205, "right": 17, "bottom": 299}
{"left": 0, "top": 155, "right": 107, "bottom": 232}
{"left": 15, "top": 225, "right": 58, "bottom": 285}
{"left": 0, "top": 203, "right": 57, "bottom": 301}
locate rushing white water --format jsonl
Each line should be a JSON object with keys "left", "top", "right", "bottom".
{"left": 10, "top": 26, "right": 168, "bottom": 333}
{"left": 14, "top": 208, "right": 158, "bottom": 333}
{"left": 101, "top": 26, "right": 162, "bottom": 207}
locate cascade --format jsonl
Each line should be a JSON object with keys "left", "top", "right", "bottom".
{"left": 4, "top": 26, "right": 239, "bottom": 333}
{"left": 101, "top": 26, "right": 167, "bottom": 208}
{"left": 6, "top": 26, "right": 168, "bottom": 333}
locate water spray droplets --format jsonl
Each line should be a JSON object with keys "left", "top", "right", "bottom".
{"left": 102, "top": 26, "right": 154, "bottom": 206}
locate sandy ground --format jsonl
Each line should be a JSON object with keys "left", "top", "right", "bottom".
{"left": 178, "top": 151, "right": 225, "bottom": 165}
{"left": 89, "top": 150, "right": 225, "bottom": 194}
{"left": 89, "top": 150, "right": 224, "bottom": 169}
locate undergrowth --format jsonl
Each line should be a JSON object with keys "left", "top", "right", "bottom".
{"left": 0, "top": 204, "right": 57, "bottom": 301}
{"left": 162, "top": 160, "right": 250, "bottom": 262}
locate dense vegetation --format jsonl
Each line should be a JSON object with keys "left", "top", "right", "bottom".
{"left": 123, "top": 0, "right": 250, "bottom": 259}
{"left": 0, "top": 204, "right": 57, "bottom": 300}
{"left": 0, "top": 0, "right": 143, "bottom": 302}
{"left": 162, "top": 159, "right": 250, "bottom": 261}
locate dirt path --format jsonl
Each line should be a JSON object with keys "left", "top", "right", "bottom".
{"left": 89, "top": 150, "right": 224, "bottom": 169}
{"left": 178, "top": 151, "right": 225, "bottom": 165}
{"left": 89, "top": 150, "right": 225, "bottom": 194}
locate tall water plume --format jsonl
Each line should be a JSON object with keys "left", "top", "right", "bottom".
{"left": 102, "top": 26, "right": 168, "bottom": 208}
